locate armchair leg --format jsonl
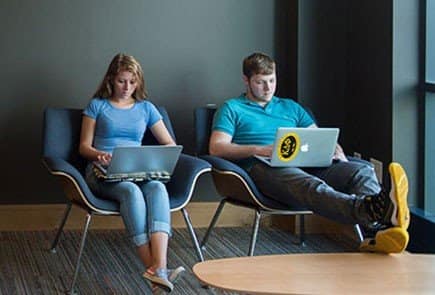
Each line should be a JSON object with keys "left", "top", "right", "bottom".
{"left": 201, "top": 199, "right": 227, "bottom": 249}
{"left": 50, "top": 202, "right": 72, "bottom": 253}
{"left": 181, "top": 208, "right": 204, "bottom": 262}
{"left": 299, "top": 214, "right": 306, "bottom": 246}
{"left": 354, "top": 224, "right": 364, "bottom": 242}
{"left": 248, "top": 210, "right": 261, "bottom": 256}
{"left": 68, "top": 212, "right": 92, "bottom": 295}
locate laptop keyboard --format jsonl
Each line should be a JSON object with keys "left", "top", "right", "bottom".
{"left": 93, "top": 164, "right": 171, "bottom": 183}
{"left": 108, "top": 171, "right": 171, "bottom": 182}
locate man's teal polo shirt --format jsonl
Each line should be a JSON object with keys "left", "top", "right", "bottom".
{"left": 213, "top": 95, "right": 314, "bottom": 145}
{"left": 212, "top": 95, "right": 314, "bottom": 169}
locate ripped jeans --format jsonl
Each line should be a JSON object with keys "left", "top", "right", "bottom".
{"left": 85, "top": 164, "right": 171, "bottom": 247}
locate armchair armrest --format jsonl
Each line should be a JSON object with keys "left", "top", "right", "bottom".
{"left": 166, "top": 153, "right": 211, "bottom": 210}
{"left": 42, "top": 156, "right": 119, "bottom": 212}
{"left": 42, "top": 157, "right": 85, "bottom": 181}
{"left": 199, "top": 155, "right": 311, "bottom": 211}
{"left": 199, "top": 155, "right": 265, "bottom": 200}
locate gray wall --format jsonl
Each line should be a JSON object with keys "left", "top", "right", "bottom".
{"left": 0, "top": 0, "right": 420, "bottom": 207}
{"left": 0, "top": 0, "right": 276, "bottom": 204}
{"left": 392, "top": 0, "right": 419, "bottom": 209}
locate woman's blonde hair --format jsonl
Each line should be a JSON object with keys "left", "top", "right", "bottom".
{"left": 93, "top": 53, "right": 147, "bottom": 100}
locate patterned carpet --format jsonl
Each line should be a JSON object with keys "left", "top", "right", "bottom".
{"left": 0, "top": 227, "right": 358, "bottom": 294}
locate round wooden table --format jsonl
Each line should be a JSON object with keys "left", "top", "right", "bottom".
{"left": 193, "top": 253, "right": 435, "bottom": 294}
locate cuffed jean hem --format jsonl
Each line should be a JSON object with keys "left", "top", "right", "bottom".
{"left": 151, "top": 221, "right": 172, "bottom": 237}
{"left": 131, "top": 221, "right": 172, "bottom": 247}
{"left": 132, "top": 233, "right": 149, "bottom": 247}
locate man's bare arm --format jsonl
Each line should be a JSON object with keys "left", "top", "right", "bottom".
{"left": 209, "top": 131, "right": 272, "bottom": 160}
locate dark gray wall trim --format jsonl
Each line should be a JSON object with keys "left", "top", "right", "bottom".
{"left": 408, "top": 208, "right": 435, "bottom": 253}
{"left": 424, "top": 83, "right": 435, "bottom": 92}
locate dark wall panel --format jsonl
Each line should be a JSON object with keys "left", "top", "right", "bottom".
{"left": 297, "top": 0, "right": 393, "bottom": 166}
{"left": 345, "top": 0, "right": 393, "bottom": 164}
{"left": 274, "top": 0, "right": 298, "bottom": 98}
{"left": 297, "top": 0, "right": 348, "bottom": 128}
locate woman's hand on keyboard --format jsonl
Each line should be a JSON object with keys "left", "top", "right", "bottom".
{"left": 97, "top": 152, "right": 112, "bottom": 166}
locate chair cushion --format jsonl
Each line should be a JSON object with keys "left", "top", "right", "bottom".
{"left": 200, "top": 155, "right": 307, "bottom": 210}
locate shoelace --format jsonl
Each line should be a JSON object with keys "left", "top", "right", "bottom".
{"left": 365, "top": 190, "right": 389, "bottom": 223}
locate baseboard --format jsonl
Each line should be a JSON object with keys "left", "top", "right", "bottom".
{"left": 0, "top": 203, "right": 258, "bottom": 231}
{"left": 0, "top": 203, "right": 353, "bottom": 238}
{"left": 272, "top": 214, "right": 358, "bottom": 241}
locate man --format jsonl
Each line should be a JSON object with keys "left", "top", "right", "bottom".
{"left": 209, "top": 52, "right": 410, "bottom": 253}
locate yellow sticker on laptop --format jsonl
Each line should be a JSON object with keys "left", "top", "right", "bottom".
{"left": 277, "top": 132, "right": 300, "bottom": 161}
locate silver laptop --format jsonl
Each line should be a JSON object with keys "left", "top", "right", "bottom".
{"left": 93, "top": 145, "right": 183, "bottom": 182}
{"left": 254, "top": 128, "right": 339, "bottom": 167}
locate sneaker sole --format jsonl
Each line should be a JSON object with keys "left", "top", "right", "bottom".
{"left": 149, "top": 267, "right": 185, "bottom": 294}
{"left": 359, "top": 227, "right": 409, "bottom": 254}
{"left": 389, "top": 163, "right": 410, "bottom": 229}
{"left": 169, "top": 266, "right": 185, "bottom": 283}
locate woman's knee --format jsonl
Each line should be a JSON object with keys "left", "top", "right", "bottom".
{"left": 141, "top": 181, "right": 168, "bottom": 197}
{"left": 117, "top": 182, "right": 145, "bottom": 205}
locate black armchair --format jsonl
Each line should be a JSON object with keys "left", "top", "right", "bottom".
{"left": 42, "top": 106, "right": 211, "bottom": 294}
{"left": 194, "top": 107, "right": 313, "bottom": 256}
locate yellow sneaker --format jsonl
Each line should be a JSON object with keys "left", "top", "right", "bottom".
{"left": 388, "top": 163, "right": 410, "bottom": 229}
{"left": 360, "top": 226, "right": 409, "bottom": 254}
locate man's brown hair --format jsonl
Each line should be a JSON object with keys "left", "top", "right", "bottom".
{"left": 242, "top": 52, "right": 275, "bottom": 79}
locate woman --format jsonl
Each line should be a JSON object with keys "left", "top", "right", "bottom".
{"left": 79, "top": 53, "right": 183, "bottom": 293}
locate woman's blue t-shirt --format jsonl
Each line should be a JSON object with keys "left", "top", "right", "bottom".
{"left": 83, "top": 98, "right": 162, "bottom": 153}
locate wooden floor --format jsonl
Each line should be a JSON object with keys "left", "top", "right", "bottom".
{"left": 0, "top": 228, "right": 359, "bottom": 294}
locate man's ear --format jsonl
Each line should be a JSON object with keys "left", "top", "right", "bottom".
{"left": 242, "top": 75, "right": 249, "bottom": 85}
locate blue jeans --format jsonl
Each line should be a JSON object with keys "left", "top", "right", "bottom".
{"left": 248, "top": 160, "right": 381, "bottom": 226}
{"left": 85, "top": 164, "right": 171, "bottom": 247}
